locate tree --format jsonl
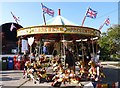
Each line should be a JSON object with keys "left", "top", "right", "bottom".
{"left": 98, "top": 25, "right": 120, "bottom": 61}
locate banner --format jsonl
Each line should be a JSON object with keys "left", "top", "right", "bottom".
{"left": 28, "top": 37, "right": 34, "bottom": 46}
{"left": 21, "top": 39, "right": 28, "bottom": 53}
{"left": 17, "top": 26, "right": 100, "bottom": 37}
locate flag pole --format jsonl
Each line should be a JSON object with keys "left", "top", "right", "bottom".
{"left": 43, "top": 13, "right": 46, "bottom": 25}
{"left": 81, "top": 7, "right": 89, "bottom": 26}
{"left": 81, "top": 16, "right": 87, "bottom": 26}
{"left": 99, "top": 16, "right": 110, "bottom": 31}
{"left": 11, "top": 12, "right": 18, "bottom": 24}
{"left": 41, "top": 3, "right": 46, "bottom": 25}
{"left": 98, "top": 23, "right": 105, "bottom": 31}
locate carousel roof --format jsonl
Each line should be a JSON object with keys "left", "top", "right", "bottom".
{"left": 17, "top": 10, "right": 100, "bottom": 39}
{"left": 42, "top": 15, "right": 79, "bottom": 26}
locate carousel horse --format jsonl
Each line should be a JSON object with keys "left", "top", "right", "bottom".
{"left": 51, "top": 64, "right": 68, "bottom": 87}
{"left": 51, "top": 72, "right": 64, "bottom": 87}
{"left": 88, "top": 60, "right": 97, "bottom": 80}
{"left": 23, "top": 61, "right": 31, "bottom": 79}
{"left": 63, "top": 69, "right": 70, "bottom": 84}
{"left": 79, "top": 61, "right": 85, "bottom": 77}
{"left": 69, "top": 70, "right": 78, "bottom": 84}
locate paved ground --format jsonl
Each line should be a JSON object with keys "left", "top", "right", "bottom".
{"left": 0, "top": 70, "right": 29, "bottom": 88}
{"left": 0, "top": 62, "right": 120, "bottom": 88}
{"left": 101, "top": 65, "right": 120, "bottom": 83}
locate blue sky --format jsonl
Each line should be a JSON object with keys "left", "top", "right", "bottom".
{"left": 1, "top": 2, "right": 119, "bottom": 32}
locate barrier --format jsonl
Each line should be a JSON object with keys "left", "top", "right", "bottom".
{"left": 14, "top": 61, "right": 21, "bottom": 70}
{"left": 8, "top": 57, "right": 14, "bottom": 70}
{"left": 2, "top": 57, "right": 8, "bottom": 70}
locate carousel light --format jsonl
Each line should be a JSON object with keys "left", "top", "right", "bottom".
{"left": 76, "top": 39, "right": 82, "bottom": 42}
{"left": 91, "top": 37, "right": 98, "bottom": 40}
{"left": 63, "top": 28, "right": 67, "bottom": 31}
{"left": 76, "top": 39, "right": 87, "bottom": 42}
{"left": 61, "top": 40, "right": 66, "bottom": 42}
{"left": 82, "top": 39, "right": 87, "bottom": 41}
{"left": 76, "top": 37, "right": 98, "bottom": 42}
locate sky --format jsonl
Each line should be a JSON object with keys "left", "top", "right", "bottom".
{"left": 1, "top": 1, "right": 119, "bottom": 32}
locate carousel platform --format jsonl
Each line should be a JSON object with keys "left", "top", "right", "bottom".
{"left": 0, "top": 64, "right": 119, "bottom": 88}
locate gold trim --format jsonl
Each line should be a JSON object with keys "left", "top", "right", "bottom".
{"left": 17, "top": 26, "right": 100, "bottom": 37}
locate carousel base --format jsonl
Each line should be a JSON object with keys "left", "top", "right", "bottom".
{"left": 21, "top": 77, "right": 118, "bottom": 88}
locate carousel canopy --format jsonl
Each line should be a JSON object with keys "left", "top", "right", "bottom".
{"left": 42, "top": 15, "right": 79, "bottom": 26}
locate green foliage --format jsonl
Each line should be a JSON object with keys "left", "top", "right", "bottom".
{"left": 98, "top": 25, "right": 120, "bottom": 61}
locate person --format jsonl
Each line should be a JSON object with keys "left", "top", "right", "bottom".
{"left": 17, "top": 53, "right": 22, "bottom": 61}
{"left": 21, "top": 51, "right": 29, "bottom": 70}
{"left": 53, "top": 50, "right": 58, "bottom": 57}
{"left": 29, "top": 53, "right": 35, "bottom": 63}
{"left": 65, "top": 49, "right": 75, "bottom": 71}
{"left": 42, "top": 45, "right": 48, "bottom": 55}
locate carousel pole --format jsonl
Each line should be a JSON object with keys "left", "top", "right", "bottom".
{"left": 63, "top": 35, "right": 66, "bottom": 67}
{"left": 75, "top": 41, "right": 79, "bottom": 61}
{"left": 38, "top": 39, "right": 42, "bottom": 55}
{"left": 91, "top": 37, "right": 95, "bottom": 61}
{"left": 30, "top": 46, "right": 32, "bottom": 54}
{"left": 38, "top": 40, "right": 40, "bottom": 55}
{"left": 95, "top": 39, "right": 98, "bottom": 54}
{"left": 81, "top": 39, "right": 84, "bottom": 62}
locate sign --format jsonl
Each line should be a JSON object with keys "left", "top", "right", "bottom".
{"left": 28, "top": 37, "right": 34, "bottom": 46}
{"left": 17, "top": 26, "right": 100, "bottom": 37}
{"left": 21, "top": 39, "right": 28, "bottom": 53}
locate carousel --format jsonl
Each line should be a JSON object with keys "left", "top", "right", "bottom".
{"left": 17, "top": 9, "right": 104, "bottom": 87}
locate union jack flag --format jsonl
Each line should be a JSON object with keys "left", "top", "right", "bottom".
{"left": 104, "top": 18, "right": 110, "bottom": 26}
{"left": 10, "top": 23, "right": 16, "bottom": 31}
{"left": 41, "top": 3, "right": 54, "bottom": 17}
{"left": 86, "top": 7, "right": 97, "bottom": 19}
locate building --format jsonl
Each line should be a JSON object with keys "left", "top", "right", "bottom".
{"left": 0, "top": 22, "right": 23, "bottom": 54}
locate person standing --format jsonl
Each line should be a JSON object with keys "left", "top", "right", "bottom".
{"left": 65, "top": 49, "right": 75, "bottom": 71}
{"left": 42, "top": 45, "right": 48, "bottom": 55}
